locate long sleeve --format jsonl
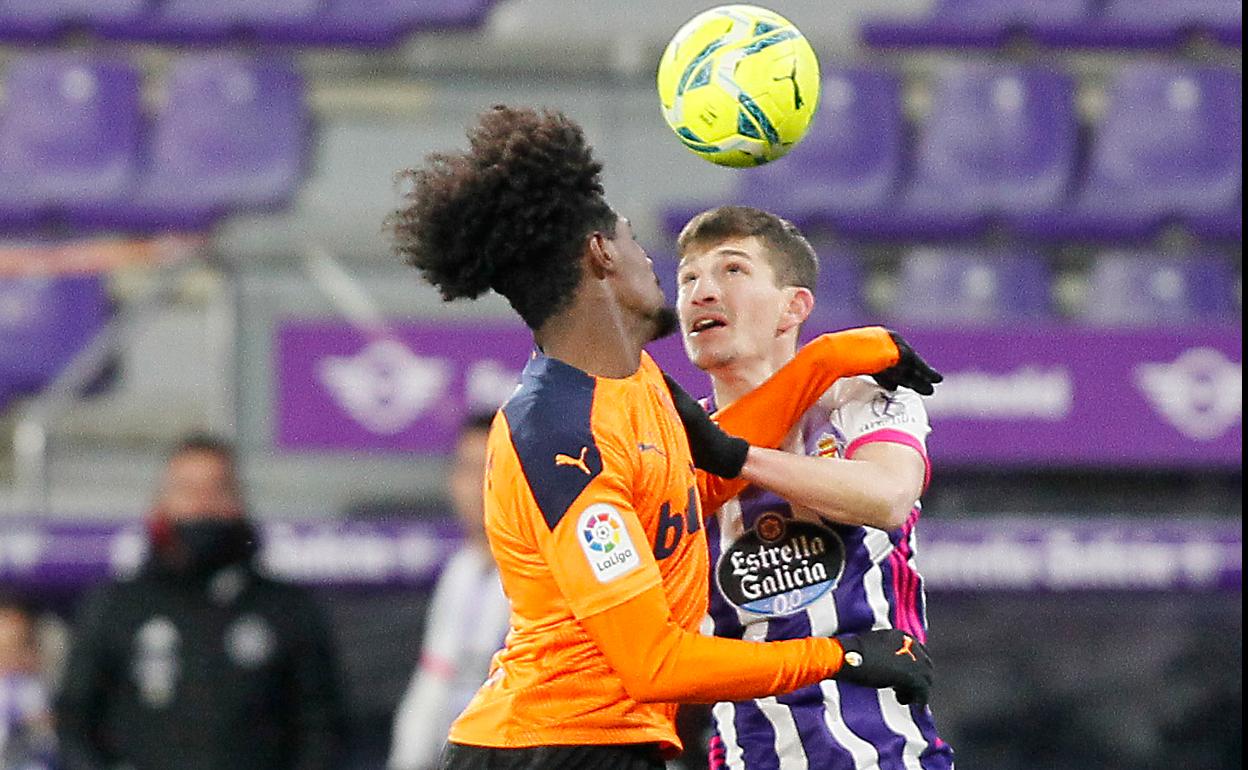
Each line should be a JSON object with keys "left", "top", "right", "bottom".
{"left": 579, "top": 583, "right": 844, "bottom": 704}
{"left": 389, "top": 550, "right": 491, "bottom": 770}
{"left": 698, "top": 326, "right": 900, "bottom": 513}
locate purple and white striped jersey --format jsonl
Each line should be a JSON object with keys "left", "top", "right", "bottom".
{"left": 704, "top": 376, "right": 954, "bottom": 770}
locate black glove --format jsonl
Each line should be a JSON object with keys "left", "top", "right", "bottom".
{"left": 662, "top": 373, "right": 749, "bottom": 479}
{"left": 833, "top": 629, "right": 934, "bottom": 706}
{"left": 872, "top": 331, "right": 943, "bottom": 396}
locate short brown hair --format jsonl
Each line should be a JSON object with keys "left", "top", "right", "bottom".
{"left": 677, "top": 206, "right": 818, "bottom": 290}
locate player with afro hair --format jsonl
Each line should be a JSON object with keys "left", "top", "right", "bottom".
{"left": 388, "top": 107, "right": 940, "bottom": 770}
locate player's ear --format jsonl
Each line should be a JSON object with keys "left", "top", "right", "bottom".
{"left": 585, "top": 231, "right": 613, "bottom": 279}
{"left": 777, "top": 286, "right": 814, "bottom": 334}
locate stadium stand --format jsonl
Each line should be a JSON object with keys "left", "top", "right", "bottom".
{"left": 1079, "top": 250, "right": 1239, "bottom": 325}
{"left": 0, "top": 0, "right": 498, "bottom": 46}
{"left": 0, "top": 54, "right": 142, "bottom": 232}
{"left": 661, "top": 66, "right": 906, "bottom": 236}
{"left": 885, "top": 248, "right": 1054, "bottom": 324}
{"left": 0, "top": 274, "right": 109, "bottom": 411}
{"left": 861, "top": 0, "right": 1096, "bottom": 49}
{"left": 0, "top": 3, "right": 1239, "bottom": 766}
{"left": 1010, "top": 64, "right": 1242, "bottom": 241}
{"left": 71, "top": 54, "right": 308, "bottom": 232}
{"left": 863, "top": 0, "right": 1242, "bottom": 48}
{"left": 0, "top": 0, "right": 146, "bottom": 42}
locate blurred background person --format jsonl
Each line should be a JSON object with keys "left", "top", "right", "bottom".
{"left": 0, "top": 596, "right": 56, "bottom": 770}
{"left": 387, "top": 412, "right": 510, "bottom": 770}
{"left": 53, "top": 435, "right": 346, "bottom": 770}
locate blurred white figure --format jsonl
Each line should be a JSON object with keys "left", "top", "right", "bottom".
{"left": 388, "top": 413, "right": 511, "bottom": 770}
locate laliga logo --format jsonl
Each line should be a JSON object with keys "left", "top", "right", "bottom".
{"left": 318, "top": 339, "right": 450, "bottom": 435}
{"left": 583, "top": 510, "right": 623, "bottom": 554}
{"left": 1135, "top": 347, "right": 1242, "bottom": 441}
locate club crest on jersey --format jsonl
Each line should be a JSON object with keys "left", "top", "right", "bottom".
{"left": 816, "top": 426, "right": 846, "bottom": 458}
{"left": 578, "top": 503, "right": 641, "bottom": 583}
{"left": 716, "top": 512, "right": 846, "bottom": 616}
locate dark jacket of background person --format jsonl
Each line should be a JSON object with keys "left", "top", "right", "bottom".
{"left": 54, "top": 434, "right": 345, "bottom": 770}
{"left": 55, "top": 523, "right": 344, "bottom": 770}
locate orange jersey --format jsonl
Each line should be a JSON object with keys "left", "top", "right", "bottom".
{"left": 449, "top": 327, "right": 902, "bottom": 754}
{"left": 450, "top": 351, "right": 703, "bottom": 751}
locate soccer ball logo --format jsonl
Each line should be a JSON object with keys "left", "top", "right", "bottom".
{"left": 657, "top": 4, "right": 821, "bottom": 167}
{"left": 583, "top": 510, "right": 623, "bottom": 554}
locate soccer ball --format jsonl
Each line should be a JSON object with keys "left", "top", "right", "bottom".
{"left": 657, "top": 5, "right": 821, "bottom": 167}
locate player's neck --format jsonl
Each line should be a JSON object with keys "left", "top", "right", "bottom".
{"left": 709, "top": 345, "right": 798, "bottom": 409}
{"left": 535, "top": 292, "right": 647, "bottom": 379}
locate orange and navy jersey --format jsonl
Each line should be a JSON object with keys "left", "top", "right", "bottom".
{"left": 449, "top": 351, "right": 705, "bottom": 752}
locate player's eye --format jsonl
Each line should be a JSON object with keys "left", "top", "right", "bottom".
{"left": 678, "top": 272, "right": 697, "bottom": 285}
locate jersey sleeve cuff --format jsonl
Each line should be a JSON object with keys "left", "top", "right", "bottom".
{"left": 845, "top": 429, "right": 932, "bottom": 491}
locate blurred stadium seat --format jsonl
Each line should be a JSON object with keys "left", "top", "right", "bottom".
{"left": 1079, "top": 251, "right": 1238, "bottom": 325}
{"left": 861, "top": 0, "right": 1095, "bottom": 48}
{"left": 886, "top": 248, "right": 1053, "bottom": 324}
{"left": 1046, "top": 0, "right": 1243, "bottom": 48}
{"left": 0, "top": 0, "right": 147, "bottom": 42}
{"left": 862, "top": 0, "right": 1241, "bottom": 49}
{"left": 120, "top": 0, "right": 322, "bottom": 43}
{"left": 1011, "top": 64, "right": 1242, "bottom": 241}
{"left": 662, "top": 67, "right": 905, "bottom": 237}
{"left": 0, "top": 0, "right": 497, "bottom": 45}
{"left": 0, "top": 53, "right": 141, "bottom": 232}
{"left": 809, "top": 248, "right": 868, "bottom": 328}
{"left": 270, "top": 0, "right": 497, "bottom": 46}
{"left": 70, "top": 54, "right": 308, "bottom": 232}
{"left": 886, "top": 64, "right": 1079, "bottom": 239}
{"left": 0, "top": 274, "right": 109, "bottom": 410}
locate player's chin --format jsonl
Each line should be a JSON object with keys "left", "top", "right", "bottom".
{"left": 647, "top": 306, "right": 680, "bottom": 342}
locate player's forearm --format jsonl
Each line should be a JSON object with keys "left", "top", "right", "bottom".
{"left": 697, "top": 327, "right": 900, "bottom": 513}
{"left": 712, "top": 326, "right": 899, "bottom": 448}
{"left": 739, "top": 447, "right": 913, "bottom": 531}
{"left": 580, "top": 584, "right": 843, "bottom": 704}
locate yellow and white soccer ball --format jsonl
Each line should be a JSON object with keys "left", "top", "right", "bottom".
{"left": 657, "top": 4, "right": 821, "bottom": 167}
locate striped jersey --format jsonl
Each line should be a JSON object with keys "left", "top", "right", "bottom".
{"left": 704, "top": 376, "right": 955, "bottom": 770}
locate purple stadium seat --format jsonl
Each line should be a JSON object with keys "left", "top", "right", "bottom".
{"left": 808, "top": 248, "right": 867, "bottom": 329}
{"left": 1043, "top": 0, "right": 1242, "bottom": 48}
{"left": 0, "top": 274, "right": 109, "bottom": 407}
{"left": 1011, "top": 65, "right": 1241, "bottom": 241}
{"left": 113, "top": 0, "right": 319, "bottom": 42}
{"left": 72, "top": 54, "right": 307, "bottom": 232}
{"left": 0, "top": 0, "right": 148, "bottom": 41}
{"left": 881, "top": 65, "right": 1078, "bottom": 238}
{"left": 0, "top": 54, "right": 141, "bottom": 230}
{"left": 861, "top": 0, "right": 1094, "bottom": 48}
{"left": 886, "top": 249, "right": 1053, "bottom": 324}
{"left": 1188, "top": 193, "right": 1242, "bottom": 241}
{"left": 1081, "top": 252, "right": 1238, "bottom": 325}
{"left": 268, "top": 0, "right": 496, "bottom": 46}
{"left": 661, "top": 68, "right": 904, "bottom": 237}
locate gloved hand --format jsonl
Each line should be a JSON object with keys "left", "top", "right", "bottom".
{"left": 833, "top": 629, "right": 934, "bottom": 705}
{"left": 872, "top": 331, "right": 943, "bottom": 396}
{"left": 662, "top": 373, "right": 749, "bottom": 479}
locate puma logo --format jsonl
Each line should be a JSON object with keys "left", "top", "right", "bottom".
{"left": 638, "top": 442, "right": 666, "bottom": 457}
{"left": 894, "top": 635, "right": 917, "bottom": 662}
{"left": 554, "top": 447, "right": 592, "bottom": 475}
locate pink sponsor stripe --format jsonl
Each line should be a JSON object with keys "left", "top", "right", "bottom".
{"left": 708, "top": 733, "right": 727, "bottom": 770}
{"left": 890, "top": 520, "right": 927, "bottom": 644}
{"left": 845, "top": 429, "right": 932, "bottom": 491}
